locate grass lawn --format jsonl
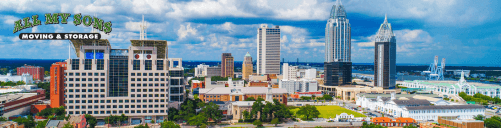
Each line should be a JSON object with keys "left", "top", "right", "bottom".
{"left": 291, "top": 105, "right": 366, "bottom": 119}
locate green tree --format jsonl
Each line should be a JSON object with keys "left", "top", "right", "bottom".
{"left": 134, "top": 123, "right": 150, "bottom": 128}
{"left": 361, "top": 122, "right": 386, "bottom": 128}
{"left": 0, "top": 117, "right": 7, "bottom": 121}
{"left": 403, "top": 125, "right": 418, "bottom": 128}
{"left": 271, "top": 118, "right": 279, "bottom": 127}
{"left": 242, "top": 110, "right": 251, "bottom": 121}
{"left": 62, "top": 123, "right": 73, "bottom": 128}
{"left": 151, "top": 119, "right": 155, "bottom": 124}
{"left": 85, "top": 114, "right": 97, "bottom": 128}
{"left": 35, "top": 120, "right": 48, "bottom": 128}
{"left": 474, "top": 114, "right": 485, "bottom": 120}
{"left": 188, "top": 114, "right": 207, "bottom": 127}
{"left": 323, "top": 94, "right": 333, "bottom": 101}
{"left": 245, "top": 97, "right": 256, "bottom": 101}
{"left": 201, "top": 102, "right": 223, "bottom": 123}
{"left": 161, "top": 120, "right": 180, "bottom": 128}
{"left": 180, "top": 99, "right": 203, "bottom": 121}
{"left": 120, "top": 114, "right": 129, "bottom": 125}
{"left": 168, "top": 107, "right": 181, "bottom": 121}
{"left": 485, "top": 118, "right": 501, "bottom": 128}
{"left": 251, "top": 98, "right": 265, "bottom": 120}
{"left": 45, "top": 71, "right": 49, "bottom": 76}
{"left": 296, "top": 104, "right": 320, "bottom": 121}
{"left": 16, "top": 80, "right": 25, "bottom": 85}
{"left": 252, "top": 119, "right": 263, "bottom": 128}
{"left": 13, "top": 115, "right": 36, "bottom": 128}
{"left": 194, "top": 94, "right": 199, "bottom": 100}
{"left": 200, "top": 124, "right": 207, "bottom": 128}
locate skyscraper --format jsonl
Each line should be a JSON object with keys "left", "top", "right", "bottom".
{"left": 324, "top": 0, "right": 352, "bottom": 86}
{"left": 257, "top": 24, "right": 281, "bottom": 75}
{"left": 221, "top": 53, "right": 234, "bottom": 77}
{"left": 65, "top": 39, "right": 184, "bottom": 121}
{"left": 374, "top": 15, "right": 396, "bottom": 89}
{"left": 242, "top": 52, "right": 253, "bottom": 80}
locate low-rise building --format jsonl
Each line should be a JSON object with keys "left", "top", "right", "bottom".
{"left": 0, "top": 73, "right": 33, "bottom": 84}
{"left": 1, "top": 91, "right": 45, "bottom": 118}
{"left": 319, "top": 85, "right": 396, "bottom": 101}
{"left": 437, "top": 116, "right": 484, "bottom": 128}
{"left": 17, "top": 64, "right": 44, "bottom": 82}
{"left": 357, "top": 93, "right": 485, "bottom": 121}
{"left": 68, "top": 115, "right": 87, "bottom": 128}
{"left": 279, "top": 79, "right": 318, "bottom": 93}
{"left": 199, "top": 87, "right": 288, "bottom": 104}
{"left": 400, "top": 71, "right": 501, "bottom": 99}
{"left": 371, "top": 117, "right": 416, "bottom": 127}
{"left": 248, "top": 82, "right": 268, "bottom": 87}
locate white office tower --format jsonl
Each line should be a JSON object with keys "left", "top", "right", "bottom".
{"left": 374, "top": 14, "right": 397, "bottom": 89}
{"left": 279, "top": 79, "right": 318, "bottom": 93}
{"left": 194, "top": 64, "right": 209, "bottom": 77}
{"left": 257, "top": 24, "right": 281, "bottom": 75}
{"left": 325, "top": 0, "right": 351, "bottom": 63}
{"left": 282, "top": 63, "right": 298, "bottom": 80}
{"left": 304, "top": 69, "right": 317, "bottom": 79}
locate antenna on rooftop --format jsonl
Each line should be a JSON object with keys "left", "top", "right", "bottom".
{"left": 140, "top": 15, "right": 148, "bottom": 40}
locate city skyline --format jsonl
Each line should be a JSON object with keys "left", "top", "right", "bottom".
{"left": 0, "top": 0, "right": 500, "bottom": 66}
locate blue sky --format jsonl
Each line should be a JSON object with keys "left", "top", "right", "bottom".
{"left": 0, "top": 0, "right": 500, "bottom": 66}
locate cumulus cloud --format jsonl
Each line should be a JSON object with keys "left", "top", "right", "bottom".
{"left": 177, "top": 23, "right": 198, "bottom": 40}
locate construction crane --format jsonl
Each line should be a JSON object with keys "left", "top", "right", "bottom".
{"left": 422, "top": 56, "right": 446, "bottom": 80}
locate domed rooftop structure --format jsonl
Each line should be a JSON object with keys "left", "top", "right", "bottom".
{"left": 330, "top": 0, "right": 346, "bottom": 19}
{"left": 245, "top": 52, "right": 251, "bottom": 57}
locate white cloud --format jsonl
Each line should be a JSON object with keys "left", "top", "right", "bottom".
{"left": 177, "top": 23, "right": 197, "bottom": 40}
{"left": 166, "top": 0, "right": 257, "bottom": 20}
{"left": 357, "top": 42, "right": 374, "bottom": 47}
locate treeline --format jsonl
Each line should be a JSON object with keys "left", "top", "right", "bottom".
{"left": 459, "top": 92, "right": 501, "bottom": 105}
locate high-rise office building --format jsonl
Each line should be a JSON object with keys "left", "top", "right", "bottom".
{"left": 374, "top": 15, "right": 396, "bottom": 89}
{"left": 257, "top": 24, "right": 281, "bottom": 75}
{"left": 242, "top": 52, "right": 253, "bottom": 80}
{"left": 221, "top": 53, "right": 234, "bottom": 77}
{"left": 282, "top": 63, "right": 297, "bottom": 80}
{"left": 65, "top": 39, "right": 184, "bottom": 122}
{"left": 324, "top": 0, "right": 352, "bottom": 86}
{"left": 50, "top": 62, "right": 67, "bottom": 108}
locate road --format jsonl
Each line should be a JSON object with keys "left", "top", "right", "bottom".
{"left": 201, "top": 122, "right": 365, "bottom": 128}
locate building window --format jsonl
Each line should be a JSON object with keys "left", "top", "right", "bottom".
{"left": 97, "top": 59, "right": 105, "bottom": 70}
{"left": 145, "top": 60, "right": 152, "bottom": 70}
{"left": 84, "top": 59, "right": 92, "bottom": 70}
{"left": 71, "top": 59, "right": 79, "bottom": 70}
{"left": 157, "top": 60, "right": 164, "bottom": 70}
{"left": 133, "top": 60, "right": 140, "bottom": 70}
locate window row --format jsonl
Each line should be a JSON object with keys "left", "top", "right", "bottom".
{"left": 130, "top": 83, "right": 166, "bottom": 87}
{"left": 67, "top": 78, "right": 106, "bottom": 82}
{"left": 130, "top": 78, "right": 166, "bottom": 82}
{"left": 131, "top": 72, "right": 166, "bottom": 76}
{"left": 67, "top": 89, "right": 105, "bottom": 93}
{"left": 68, "top": 72, "right": 105, "bottom": 76}
{"left": 66, "top": 99, "right": 167, "bottom": 104}
{"left": 67, "top": 94, "right": 105, "bottom": 98}
{"left": 130, "top": 94, "right": 166, "bottom": 98}
{"left": 68, "top": 109, "right": 165, "bottom": 115}
{"left": 67, "top": 84, "right": 105, "bottom": 87}
{"left": 131, "top": 89, "right": 166, "bottom": 92}
{"left": 68, "top": 104, "right": 166, "bottom": 109}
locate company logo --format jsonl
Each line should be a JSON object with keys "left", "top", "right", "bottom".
{"left": 13, "top": 13, "right": 112, "bottom": 40}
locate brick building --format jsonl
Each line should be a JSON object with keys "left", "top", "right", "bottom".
{"left": 17, "top": 64, "right": 44, "bottom": 81}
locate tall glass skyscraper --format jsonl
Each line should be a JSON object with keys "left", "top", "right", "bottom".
{"left": 324, "top": 0, "right": 352, "bottom": 87}
{"left": 325, "top": 0, "right": 351, "bottom": 63}
{"left": 374, "top": 15, "right": 396, "bottom": 89}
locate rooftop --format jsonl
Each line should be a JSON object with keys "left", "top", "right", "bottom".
{"left": 200, "top": 87, "right": 287, "bottom": 95}
{"left": 405, "top": 105, "right": 484, "bottom": 110}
